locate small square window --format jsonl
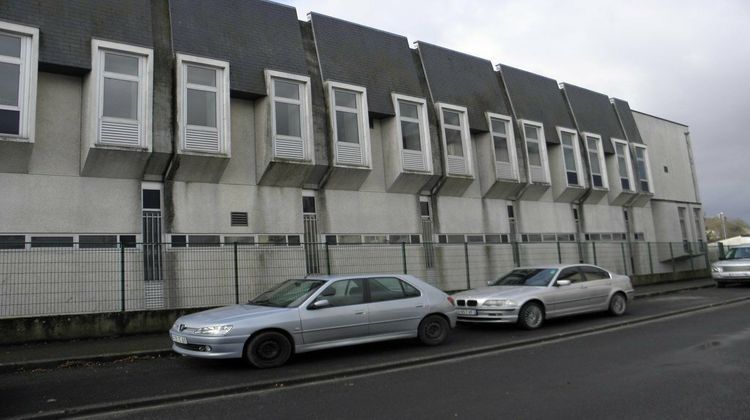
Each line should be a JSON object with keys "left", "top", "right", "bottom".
{"left": 410, "top": 235, "right": 421, "bottom": 244}
{"left": 171, "top": 235, "right": 187, "bottom": 248}
{"left": 325, "top": 235, "right": 337, "bottom": 245}
{"left": 119, "top": 235, "right": 137, "bottom": 248}
{"left": 302, "top": 196, "right": 316, "bottom": 214}
{"left": 287, "top": 235, "right": 301, "bottom": 246}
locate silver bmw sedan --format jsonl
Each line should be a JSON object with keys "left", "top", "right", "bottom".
{"left": 170, "top": 274, "right": 457, "bottom": 368}
{"left": 452, "top": 264, "right": 634, "bottom": 330}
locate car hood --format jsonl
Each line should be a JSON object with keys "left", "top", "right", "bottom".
{"left": 176, "top": 304, "right": 291, "bottom": 326}
{"left": 714, "top": 259, "right": 750, "bottom": 268}
{"left": 453, "top": 286, "right": 545, "bottom": 300}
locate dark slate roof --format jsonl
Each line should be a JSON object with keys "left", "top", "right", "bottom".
{"left": 562, "top": 83, "right": 626, "bottom": 154}
{"left": 0, "top": 0, "right": 153, "bottom": 74}
{"left": 170, "top": 0, "right": 308, "bottom": 97}
{"left": 309, "top": 13, "right": 425, "bottom": 116}
{"left": 612, "top": 98, "right": 643, "bottom": 144}
{"left": 499, "top": 65, "right": 574, "bottom": 144}
{"left": 416, "top": 42, "right": 510, "bottom": 132}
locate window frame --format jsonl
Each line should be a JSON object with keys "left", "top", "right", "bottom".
{"left": 437, "top": 102, "right": 473, "bottom": 177}
{"left": 265, "top": 69, "right": 314, "bottom": 163}
{"left": 632, "top": 144, "right": 653, "bottom": 194}
{"left": 611, "top": 138, "right": 635, "bottom": 192}
{"left": 486, "top": 112, "right": 518, "bottom": 181}
{"left": 91, "top": 39, "right": 153, "bottom": 150}
{"left": 557, "top": 127, "right": 584, "bottom": 187}
{"left": 392, "top": 92, "right": 433, "bottom": 173}
{"left": 0, "top": 21, "right": 38, "bottom": 141}
{"left": 583, "top": 132, "right": 608, "bottom": 189}
{"left": 326, "top": 81, "right": 371, "bottom": 168}
{"left": 519, "top": 119, "right": 550, "bottom": 183}
{"left": 176, "top": 53, "right": 230, "bottom": 155}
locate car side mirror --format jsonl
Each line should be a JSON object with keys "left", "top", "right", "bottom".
{"left": 556, "top": 280, "right": 571, "bottom": 287}
{"left": 310, "top": 299, "right": 330, "bottom": 310}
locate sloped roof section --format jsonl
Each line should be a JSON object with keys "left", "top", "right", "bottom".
{"left": 0, "top": 0, "right": 153, "bottom": 73}
{"left": 562, "top": 83, "right": 625, "bottom": 154}
{"left": 612, "top": 98, "right": 643, "bottom": 144}
{"left": 170, "top": 0, "right": 308, "bottom": 97}
{"left": 416, "top": 42, "right": 510, "bottom": 132}
{"left": 310, "top": 13, "right": 425, "bottom": 116}
{"left": 499, "top": 65, "right": 574, "bottom": 144}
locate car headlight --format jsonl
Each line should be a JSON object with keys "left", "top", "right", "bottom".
{"left": 712, "top": 266, "right": 722, "bottom": 273}
{"left": 483, "top": 299, "right": 516, "bottom": 307}
{"left": 194, "top": 325, "right": 234, "bottom": 336}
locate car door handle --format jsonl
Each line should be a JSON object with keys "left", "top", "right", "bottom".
{"left": 415, "top": 305, "right": 424, "bottom": 308}
{"left": 355, "top": 311, "right": 366, "bottom": 315}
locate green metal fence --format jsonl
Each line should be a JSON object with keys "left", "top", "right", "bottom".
{"left": 0, "top": 240, "right": 710, "bottom": 318}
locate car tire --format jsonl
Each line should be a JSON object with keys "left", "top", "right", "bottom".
{"left": 418, "top": 315, "right": 449, "bottom": 346}
{"left": 517, "top": 302, "right": 544, "bottom": 330}
{"left": 716, "top": 282, "right": 726, "bottom": 289}
{"left": 608, "top": 293, "right": 627, "bottom": 316}
{"left": 245, "top": 331, "right": 292, "bottom": 369}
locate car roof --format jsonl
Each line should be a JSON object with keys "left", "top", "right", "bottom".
{"left": 304, "top": 273, "right": 413, "bottom": 281}
{"left": 513, "top": 263, "right": 606, "bottom": 270}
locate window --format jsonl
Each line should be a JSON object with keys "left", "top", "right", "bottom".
{"left": 559, "top": 129, "right": 582, "bottom": 186}
{"left": 368, "top": 277, "right": 420, "bottom": 302}
{"left": 693, "top": 208, "right": 703, "bottom": 243}
{"left": 258, "top": 235, "right": 288, "bottom": 246}
{"left": 557, "top": 267, "right": 585, "bottom": 283}
{"left": 31, "top": 236, "right": 74, "bottom": 248}
{"left": 266, "top": 70, "right": 312, "bottom": 162}
{"left": 92, "top": 40, "right": 152, "bottom": 148}
{"left": 393, "top": 93, "right": 432, "bottom": 173}
{"left": 79, "top": 235, "right": 118, "bottom": 249}
{"left": 612, "top": 139, "right": 634, "bottom": 192}
{"left": 0, "top": 22, "right": 37, "bottom": 139}
{"left": 317, "top": 279, "right": 365, "bottom": 307}
{"left": 585, "top": 134, "right": 607, "bottom": 188}
{"left": 225, "top": 236, "right": 255, "bottom": 245}
{"left": 633, "top": 144, "right": 652, "bottom": 193}
{"left": 328, "top": 82, "right": 370, "bottom": 167}
{"left": 302, "top": 196, "right": 316, "bottom": 214}
{"left": 177, "top": 54, "right": 229, "bottom": 154}
{"left": 363, "top": 235, "right": 387, "bottom": 244}
{"left": 488, "top": 113, "right": 517, "bottom": 180}
{"left": 0, "top": 235, "right": 25, "bottom": 249}
{"left": 521, "top": 121, "right": 549, "bottom": 183}
{"left": 581, "top": 266, "right": 610, "bottom": 280}
{"left": 439, "top": 104, "right": 472, "bottom": 176}
{"left": 188, "top": 235, "right": 221, "bottom": 247}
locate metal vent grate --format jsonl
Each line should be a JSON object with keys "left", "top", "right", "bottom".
{"left": 402, "top": 150, "right": 426, "bottom": 172}
{"left": 231, "top": 212, "right": 248, "bottom": 226}
{"left": 100, "top": 120, "right": 140, "bottom": 147}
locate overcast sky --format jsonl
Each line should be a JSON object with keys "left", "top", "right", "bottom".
{"left": 281, "top": 0, "right": 750, "bottom": 222}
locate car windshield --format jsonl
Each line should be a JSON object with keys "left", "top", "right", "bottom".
{"left": 248, "top": 279, "right": 326, "bottom": 308}
{"left": 491, "top": 268, "right": 559, "bottom": 287}
{"left": 725, "top": 247, "right": 750, "bottom": 260}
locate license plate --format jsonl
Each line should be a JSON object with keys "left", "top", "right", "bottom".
{"left": 457, "top": 309, "right": 477, "bottom": 316}
{"left": 171, "top": 334, "right": 187, "bottom": 344}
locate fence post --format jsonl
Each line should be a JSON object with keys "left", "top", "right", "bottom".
{"left": 620, "top": 242, "right": 627, "bottom": 275}
{"left": 703, "top": 245, "right": 710, "bottom": 269}
{"left": 325, "top": 242, "right": 331, "bottom": 275}
{"left": 556, "top": 241, "right": 562, "bottom": 264}
{"left": 464, "top": 242, "right": 471, "bottom": 289}
{"left": 689, "top": 244, "right": 695, "bottom": 271}
{"left": 233, "top": 242, "right": 239, "bottom": 304}
{"left": 120, "top": 242, "right": 125, "bottom": 312}
{"left": 592, "top": 242, "right": 598, "bottom": 266}
{"left": 647, "top": 242, "right": 654, "bottom": 274}
{"left": 669, "top": 242, "right": 676, "bottom": 273}
{"left": 401, "top": 242, "right": 407, "bottom": 274}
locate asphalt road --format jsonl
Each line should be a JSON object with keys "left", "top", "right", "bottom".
{"left": 2, "top": 287, "right": 750, "bottom": 419}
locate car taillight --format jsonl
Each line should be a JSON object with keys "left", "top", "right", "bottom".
{"left": 447, "top": 296, "right": 455, "bottom": 306}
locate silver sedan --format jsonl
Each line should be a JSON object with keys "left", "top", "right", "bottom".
{"left": 170, "top": 274, "right": 457, "bottom": 368}
{"left": 711, "top": 245, "right": 750, "bottom": 287}
{"left": 452, "top": 264, "right": 634, "bottom": 329}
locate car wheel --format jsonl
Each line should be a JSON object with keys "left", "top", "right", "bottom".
{"left": 245, "top": 331, "right": 292, "bottom": 369}
{"left": 608, "top": 293, "right": 627, "bottom": 316}
{"left": 716, "top": 282, "right": 726, "bottom": 289}
{"left": 517, "top": 302, "right": 544, "bottom": 330}
{"left": 418, "top": 315, "right": 449, "bottom": 346}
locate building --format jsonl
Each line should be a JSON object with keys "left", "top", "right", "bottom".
{"left": 0, "top": 0, "right": 707, "bottom": 316}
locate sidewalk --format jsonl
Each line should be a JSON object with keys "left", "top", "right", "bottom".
{"left": 0, "top": 278, "right": 716, "bottom": 372}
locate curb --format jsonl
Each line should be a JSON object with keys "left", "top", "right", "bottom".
{"left": 23, "top": 294, "right": 750, "bottom": 419}
{"left": 0, "top": 282, "right": 717, "bottom": 375}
